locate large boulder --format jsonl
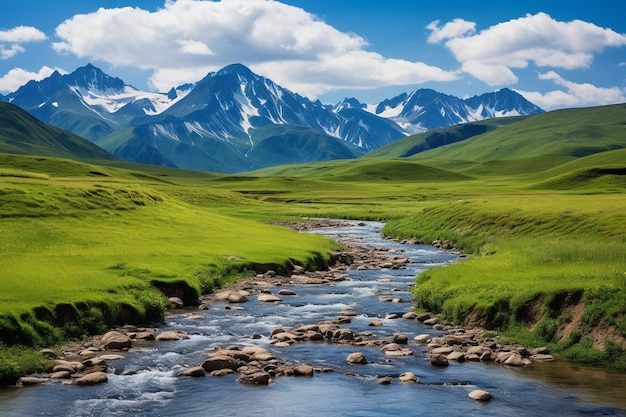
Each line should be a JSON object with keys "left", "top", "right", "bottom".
{"left": 101, "top": 331, "right": 131, "bottom": 350}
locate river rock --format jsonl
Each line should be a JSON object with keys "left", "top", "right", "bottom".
{"left": 76, "top": 372, "right": 108, "bottom": 386}
{"left": 423, "top": 318, "right": 439, "bottom": 326}
{"left": 97, "top": 354, "right": 125, "bottom": 361}
{"left": 278, "top": 289, "right": 297, "bottom": 296}
{"left": 53, "top": 360, "right": 84, "bottom": 373}
{"left": 211, "top": 369, "right": 235, "bottom": 377}
{"left": 293, "top": 365, "right": 315, "bottom": 377}
{"left": 381, "top": 343, "right": 413, "bottom": 356}
{"left": 272, "top": 331, "right": 301, "bottom": 343}
{"left": 415, "top": 313, "right": 431, "bottom": 322}
{"left": 237, "top": 371, "right": 271, "bottom": 385}
{"left": 368, "top": 320, "right": 383, "bottom": 327}
{"left": 399, "top": 372, "right": 418, "bottom": 383}
{"left": 402, "top": 312, "right": 418, "bottom": 320}
{"left": 168, "top": 297, "right": 184, "bottom": 308}
{"left": 135, "top": 331, "right": 156, "bottom": 340}
{"left": 53, "top": 364, "right": 77, "bottom": 374}
{"left": 346, "top": 352, "right": 368, "bottom": 364}
{"left": 202, "top": 356, "right": 243, "bottom": 372}
{"left": 101, "top": 331, "right": 132, "bottom": 350}
{"left": 378, "top": 376, "right": 392, "bottom": 385}
{"left": 532, "top": 353, "right": 555, "bottom": 362}
{"left": 447, "top": 351, "right": 466, "bottom": 362}
{"left": 393, "top": 333, "right": 409, "bottom": 344}
{"left": 178, "top": 366, "right": 206, "bottom": 377}
{"left": 50, "top": 371, "right": 72, "bottom": 379}
{"left": 429, "top": 353, "right": 449, "bottom": 367}
{"left": 431, "top": 346, "right": 454, "bottom": 355}
{"left": 414, "top": 334, "right": 430, "bottom": 344}
{"left": 466, "top": 346, "right": 490, "bottom": 356}
{"left": 258, "top": 293, "right": 283, "bottom": 303}
{"left": 303, "top": 330, "right": 324, "bottom": 341}
{"left": 253, "top": 351, "right": 277, "bottom": 361}
{"left": 469, "top": 389, "right": 493, "bottom": 402}
{"left": 18, "top": 377, "right": 47, "bottom": 386}
{"left": 504, "top": 353, "right": 530, "bottom": 366}
{"left": 228, "top": 293, "right": 249, "bottom": 303}
{"left": 333, "top": 329, "right": 355, "bottom": 341}
{"left": 156, "top": 331, "right": 183, "bottom": 341}
{"left": 241, "top": 346, "right": 270, "bottom": 356}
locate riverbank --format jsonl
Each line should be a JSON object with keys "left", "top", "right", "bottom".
{"left": 16, "top": 219, "right": 553, "bottom": 390}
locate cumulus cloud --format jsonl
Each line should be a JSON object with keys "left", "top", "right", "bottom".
{"left": 426, "top": 18, "right": 475, "bottom": 44}
{"left": 51, "top": 0, "right": 457, "bottom": 95}
{"left": 0, "top": 26, "right": 47, "bottom": 60}
{"left": 428, "top": 12, "right": 626, "bottom": 86}
{"left": 517, "top": 71, "right": 626, "bottom": 110}
{"left": 0, "top": 66, "right": 66, "bottom": 93}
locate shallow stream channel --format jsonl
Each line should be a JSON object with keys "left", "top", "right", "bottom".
{"left": 1, "top": 220, "right": 625, "bottom": 416}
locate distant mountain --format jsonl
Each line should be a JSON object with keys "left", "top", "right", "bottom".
{"left": 2, "top": 63, "right": 544, "bottom": 173}
{"left": 3, "top": 64, "right": 190, "bottom": 141}
{"left": 367, "top": 103, "right": 626, "bottom": 166}
{"left": 351, "top": 88, "right": 543, "bottom": 132}
{"left": 0, "top": 102, "right": 118, "bottom": 161}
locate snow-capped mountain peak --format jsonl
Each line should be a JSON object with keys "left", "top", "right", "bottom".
{"left": 2, "top": 63, "right": 544, "bottom": 173}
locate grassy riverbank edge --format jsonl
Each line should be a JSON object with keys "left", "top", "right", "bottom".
{"left": 381, "top": 199, "right": 626, "bottom": 371}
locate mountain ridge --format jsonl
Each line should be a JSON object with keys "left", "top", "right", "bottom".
{"left": 2, "top": 63, "right": 544, "bottom": 173}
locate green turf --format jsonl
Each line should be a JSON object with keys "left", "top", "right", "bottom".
{"left": 0, "top": 102, "right": 625, "bottom": 379}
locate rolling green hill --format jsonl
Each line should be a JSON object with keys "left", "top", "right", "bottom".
{"left": 364, "top": 116, "right": 525, "bottom": 159}
{"left": 0, "top": 101, "right": 625, "bottom": 380}
{"left": 409, "top": 103, "right": 626, "bottom": 163}
{"left": 0, "top": 102, "right": 117, "bottom": 162}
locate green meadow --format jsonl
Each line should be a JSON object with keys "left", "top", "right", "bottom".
{"left": 1, "top": 103, "right": 626, "bottom": 382}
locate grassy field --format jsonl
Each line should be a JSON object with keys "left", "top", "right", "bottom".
{"left": 0, "top": 155, "right": 341, "bottom": 382}
{"left": 1, "top": 103, "right": 625, "bottom": 381}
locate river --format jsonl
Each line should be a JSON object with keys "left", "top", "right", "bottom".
{"left": 1, "top": 220, "right": 624, "bottom": 416}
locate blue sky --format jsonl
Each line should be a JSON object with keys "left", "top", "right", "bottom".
{"left": 1, "top": 0, "right": 624, "bottom": 110}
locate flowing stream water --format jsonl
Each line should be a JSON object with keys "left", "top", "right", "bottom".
{"left": 1, "top": 220, "right": 624, "bottom": 416}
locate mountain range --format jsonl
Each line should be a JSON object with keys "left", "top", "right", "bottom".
{"left": 1, "top": 63, "right": 544, "bottom": 173}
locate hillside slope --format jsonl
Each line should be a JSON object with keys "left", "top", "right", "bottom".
{"left": 410, "top": 103, "right": 626, "bottom": 163}
{"left": 0, "top": 102, "right": 117, "bottom": 161}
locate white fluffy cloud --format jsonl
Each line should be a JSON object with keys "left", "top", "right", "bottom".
{"left": 428, "top": 12, "right": 626, "bottom": 86}
{"left": 0, "top": 26, "right": 46, "bottom": 60}
{"left": 426, "top": 18, "right": 475, "bottom": 44}
{"left": 0, "top": 66, "right": 65, "bottom": 93}
{"left": 517, "top": 71, "right": 626, "bottom": 110}
{"left": 51, "top": 0, "right": 457, "bottom": 95}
